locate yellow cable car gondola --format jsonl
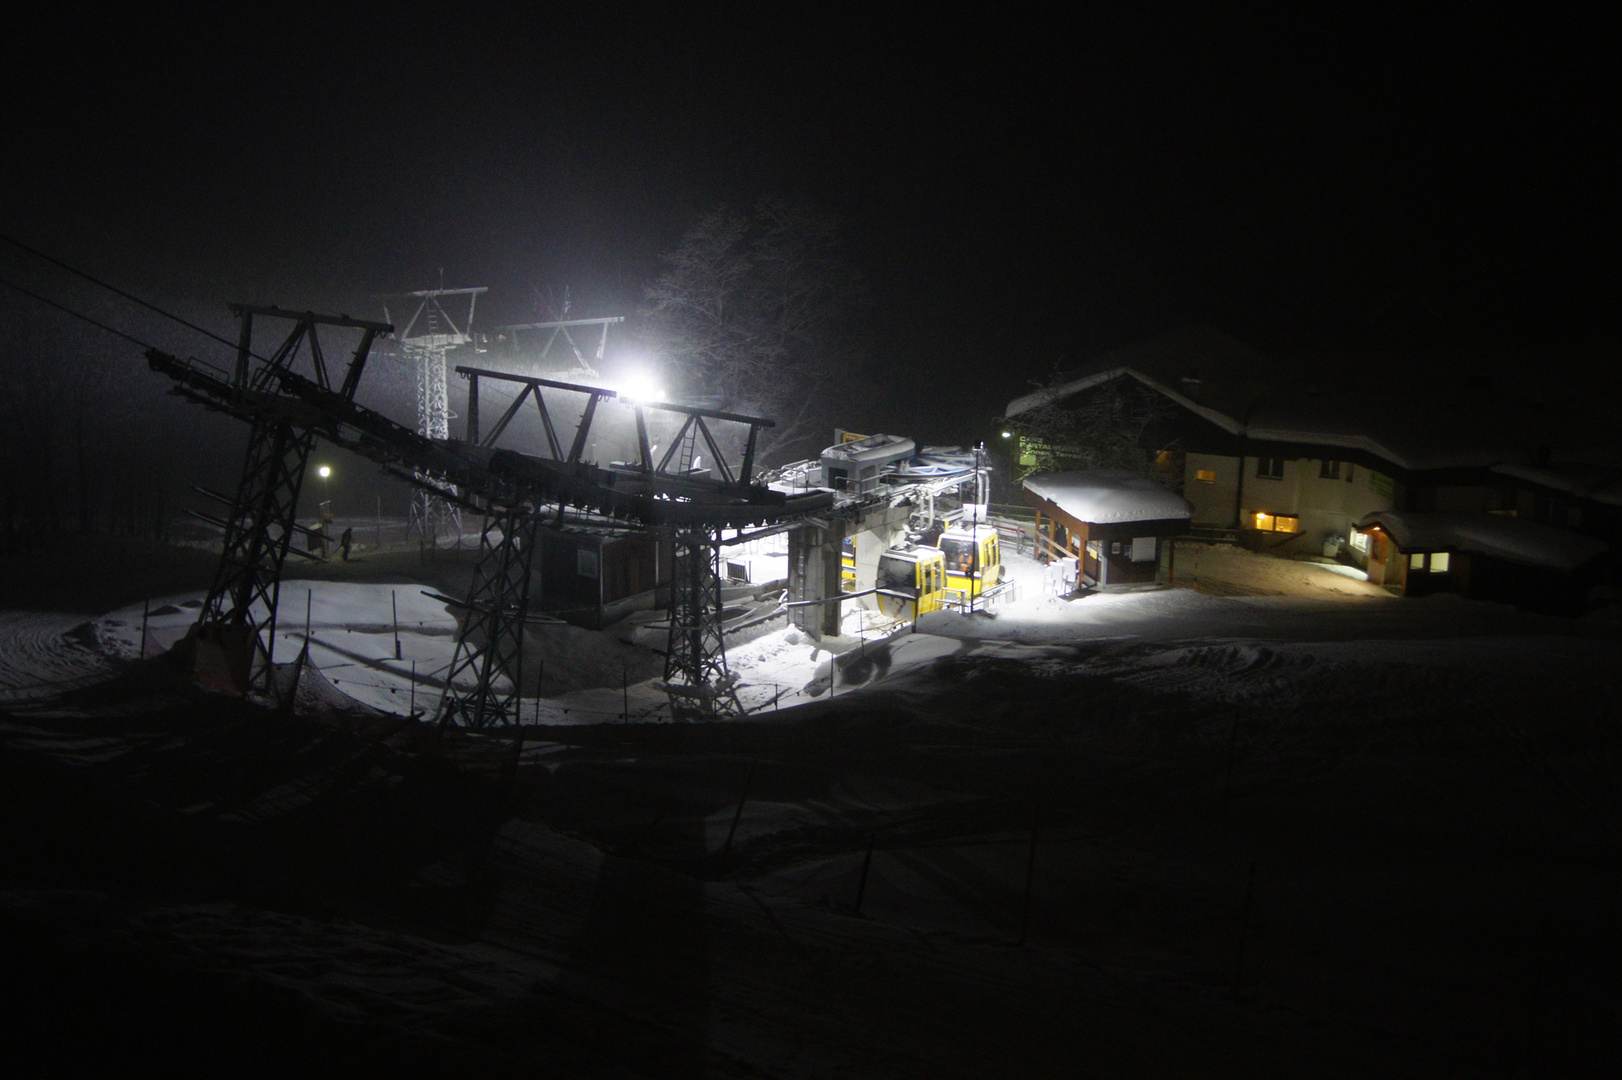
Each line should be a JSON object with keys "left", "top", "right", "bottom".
{"left": 875, "top": 546, "right": 948, "bottom": 620}
{"left": 939, "top": 522, "right": 1001, "bottom": 599}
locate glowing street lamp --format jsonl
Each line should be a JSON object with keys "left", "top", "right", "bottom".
{"left": 619, "top": 370, "right": 665, "bottom": 404}
{"left": 317, "top": 464, "right": 333, "bottom": 479}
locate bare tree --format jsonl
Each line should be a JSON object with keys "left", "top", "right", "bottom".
{"left": 643, "top": 196, "right": 867, "bottom": 462}
{"left": 1006, "top": 370, "right": 1183, "bottom": 486}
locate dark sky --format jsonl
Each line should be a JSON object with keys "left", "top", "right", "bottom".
{"left": 4, "top": 9, "right": 1617, "bottom": 434}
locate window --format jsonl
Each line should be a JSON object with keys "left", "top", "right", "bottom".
{"left": 1256, "top": 457, "right": 1285, "bottom": 480}
{"left": 1253, "top": 512, "right": 1300, "bottom": 533}
{"left": 577, "top": 547, "right": 600, "bottom": 577}
{"left": 1131, "top": 536, "right": 1157, "bottom": 562}
{"left": 1409, "top": 552, "right": 1427, "bottom": 571}
{"left": 1350, "top": 529, "right": 1370, "bottom": 554}
{"left": 1320, "top": 459, "right": 1341, "bottom": 480}
{"left": 1110, "top": 540, "right": 1123, "bottom": 555}
{"left": 878, "top": 555, "right": 918, "bottom": 593}
{"left": 941, "top": 537, "right": 974, "bottom": 574}
{"left": 1430, "top": 552, "right": 1450, "bottom": 573}
{"left": 1195, "top": 468, "right": 1218, "bottom": 484}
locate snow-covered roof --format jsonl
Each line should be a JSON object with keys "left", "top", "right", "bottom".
{"left": 821, "top": 433, "right": 915, "bottom": 465}
{"left": 1024, "top": 470, "right": 1194, "bottom": 524}
{"left": 1356, "top": 511, "right": 1608, "bottom": 571}
{"left": 1490, "top": 464, "right": 1622, "bottom": 507}
{"left": 1002, "top": 325, "right": 1622, "bottom": 475}
{"left": 1003, "top": 325, "right": 1276, "bottom": 427}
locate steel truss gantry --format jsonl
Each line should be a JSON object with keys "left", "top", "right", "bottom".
{"left": 458, "top": 366, "right": 779, "bottom": 720}
{"left": 187, "top": 306, "right": 390, "bottom": 693}
{"left": 499, "top": 315, "right": 623, "bottom": 377}
{"left": 147, "top": 315, "right": 830, "bottom": 724}
{"left": 436, "top": 502, "right": 539, "bottom": 730}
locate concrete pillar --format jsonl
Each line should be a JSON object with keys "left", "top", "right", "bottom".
{"left": 788, "top": 520, "right": 848, "bottom": 641}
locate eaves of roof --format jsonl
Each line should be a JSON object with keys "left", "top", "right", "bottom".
{"left": 1004, "top": 367, "right": 1245, "bottom": 436}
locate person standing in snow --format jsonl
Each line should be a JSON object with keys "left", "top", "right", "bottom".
{"left": 340, "top": 527, "right": 353, "bottom": 562}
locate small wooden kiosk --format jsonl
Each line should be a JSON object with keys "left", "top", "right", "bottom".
{"left": 1023, "top": 470, "right": 1194, "bottom": 588}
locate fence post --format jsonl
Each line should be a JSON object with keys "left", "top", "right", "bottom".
{"left": 1221, "top": 713, "right": 1242, "bottom": 815}
{"left": 1016, "top": 803, "right": 1040, "bottom": 945}
{"left": 720, "top": 759, "right": 758, "bottom": 867}
{"left": 854, "top": 833, "right": 875, "bottom": 914}
{"left": 1232, "top": 860, "right": 1257, "bottom": 998}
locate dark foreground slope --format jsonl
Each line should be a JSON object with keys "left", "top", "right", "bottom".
{"left": 2, "top": 629, "right": 1621, "bottom": 1077}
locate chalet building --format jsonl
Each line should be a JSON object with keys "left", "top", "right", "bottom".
{"left": 1002, "top": 326, "right": 1618, "bottom": 610}
{"left": 1357, "top": 510, "right": 1609, "bottom": 615}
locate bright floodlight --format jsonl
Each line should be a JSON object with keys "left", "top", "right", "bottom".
{"left": 317, "top": 465, "right": 332, "bottom": 479}
{"left": 620, "top": 371, "right": 665, "bottom": 404}
{"left": 1001, "top": 431, "right": 1013, "bottom": 438}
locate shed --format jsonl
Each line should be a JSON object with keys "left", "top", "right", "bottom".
{"left": 534, "top": 528, "right": 671, "bottom": 629}
{"left": 1356, "top": 510, "right": 1609, "bottom": 613}
{"left": 1022, "top": 470, "right": 1193, "bottom": 587}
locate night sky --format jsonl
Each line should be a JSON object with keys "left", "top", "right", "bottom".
{"left": 4, "top": 9, "right": 1617, "bottom": 441}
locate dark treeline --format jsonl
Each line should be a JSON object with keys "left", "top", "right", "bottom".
{"left": 0, "top": 285, "right": 436, "bottom": 553}
{"left": 0, "top": 296, "right": 242, "bottom": 552}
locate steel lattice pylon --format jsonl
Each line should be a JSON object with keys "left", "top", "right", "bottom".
{"left": 405, "top": 338, "right": 461, "bottom": 542}
{"left": 386, "top": 285, "right": 486, "bottom": 545}
{"left": 436, "top": 505, "right": 539, "bottom": 729}
{"left": 664, "top": 527, "right": 744, "bottom": 720}
{"left": 199, "top": 417, "right": 316, "bottom": 693}
{"left": 190, "top": 306, "right": 391, "bottom": 694}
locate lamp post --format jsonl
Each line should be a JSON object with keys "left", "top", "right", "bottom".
{"left": 315, "top": 464, "right": 334, "bottom": 555}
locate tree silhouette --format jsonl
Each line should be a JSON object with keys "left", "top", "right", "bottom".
{"left": 644, "top": 196, "right": 867, "bottom": 462}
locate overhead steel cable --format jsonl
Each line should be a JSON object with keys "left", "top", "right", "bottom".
{"left": 0, "top": 273, "right": 157, "bottom": 351}
{"left": 0, "top": 231, "right": 274, "bottom": 365}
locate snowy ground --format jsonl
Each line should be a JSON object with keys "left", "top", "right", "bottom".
{"left": 2, "top": 538, "right": 1621, "bottom": 1075}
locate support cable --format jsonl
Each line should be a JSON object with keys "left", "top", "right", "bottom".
{"left": 0, "top": 232, "right": 273, "bottom": 365}
{"left": 0, "top": 274, "right": 157, "bottom": 351}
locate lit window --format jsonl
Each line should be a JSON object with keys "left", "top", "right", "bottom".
{"left": 1430, "top": 552, "right": 1450, "bottom": 573}
{"left": 1350, "top": 530, "right": 1370, "bottom": 553}
{"left": 1256, "top": 457, "right": 1285, "bottom": 480}
{"left": 1319, "top": 460, "right": 1340, "bottom": 480}
{"left": 1155, "top": 450, "right": 1174, "bottom": 468}
{"left": 1196, "top": 468, "right": 1217, "bottom": 483}
{"left": 1409, "top": 552, "right": 1427, "bottom": 571}
{"left": 1252, "top": 513, "right": 1300, "bottom": 533}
